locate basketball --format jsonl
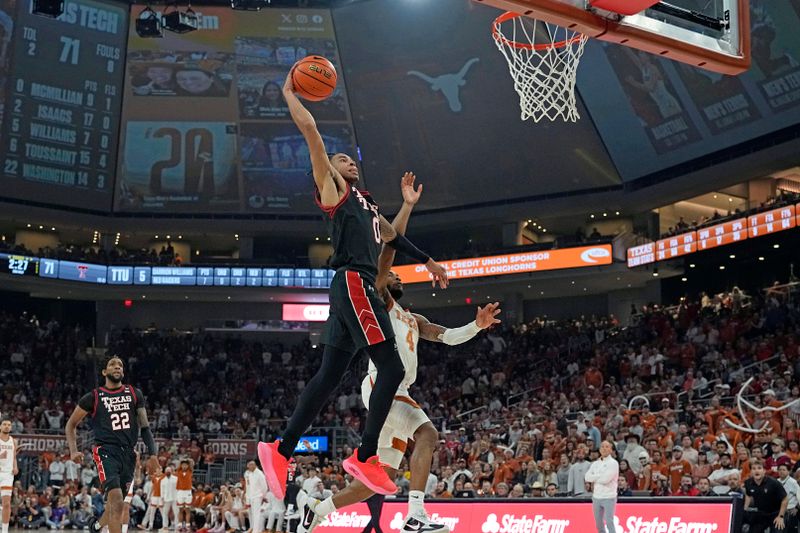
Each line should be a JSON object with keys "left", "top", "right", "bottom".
{"left": 291, "top": 55, "right": 337, "bottom": 101}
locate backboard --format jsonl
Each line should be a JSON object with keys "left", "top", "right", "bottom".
{"left": 475, "top": 0, "right": 751, "bottom": 74}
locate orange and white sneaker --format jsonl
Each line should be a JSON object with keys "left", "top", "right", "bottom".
{"left": 257, "top": 440, "right": 290, "bottom": 500}
{"left": 342, "top": 449, "right": 396, "bottom": 495}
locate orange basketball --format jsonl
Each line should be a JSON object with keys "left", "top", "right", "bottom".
{"left": 291, "top": 56, "right": 337, "bottom": 102}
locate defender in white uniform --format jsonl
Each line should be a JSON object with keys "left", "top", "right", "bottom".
{"left": 1, "top": 417, "right": 18, "bottom": 533}
{"left": 298, "top": 173, "right": 501, "bottom": 533}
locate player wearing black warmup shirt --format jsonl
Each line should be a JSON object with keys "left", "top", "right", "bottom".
{"left": 66, "top": 356, "right": 157, "bottom": 533}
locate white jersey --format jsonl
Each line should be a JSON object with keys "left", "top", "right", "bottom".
{"left": 0, "top": 435, "right": 15, "bottom": 473}
{"left": 368, "top": 298, "right": 418, "bottom": 396}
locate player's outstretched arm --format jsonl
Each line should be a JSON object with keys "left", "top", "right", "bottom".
{"left": 377, "top": 172, "right": 422, "bottom": 288}
{"left": 413, "top": 302, "right": 501, "bottom": 344}
{"left": 282, "top": 72, "right": 342, "bottom": 205}
{"left": 66, "top": 407, "right": 89, "bottom": 464}
{"left": 378, "top": 215, "right": 449, "bottom": 289}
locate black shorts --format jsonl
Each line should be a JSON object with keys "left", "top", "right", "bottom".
{"left": 92, "top": 444, "right": 135, "bottom": 493}
{"left": 322, "top": 269, "right": 394, "bottom": 353}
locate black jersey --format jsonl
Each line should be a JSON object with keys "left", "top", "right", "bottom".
{"left": 78, "top": 385, "right": 143, "bottom": 449}
{"left": 316, "top": 185, "right": 381, "bottom": 282}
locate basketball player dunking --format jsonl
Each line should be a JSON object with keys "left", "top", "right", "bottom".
{"left": 298, "top": 173, "right": 501, "bottom": 533}
{"left": 66, "top": 356, "right": 157, "bottom": 533}
{"left": 0, "top": 417, "right": 18, "bottom": 533}
{"left": 258, "top": 72, "right": 449, "bottom": 500}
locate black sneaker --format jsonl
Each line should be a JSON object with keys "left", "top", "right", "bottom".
{"left": 297, "top": 498, "right": 322, "bottom": 533}
{"left": 401, "top": 514, "right": 450, "bottom": 533}
{"left": 87, "top": 515, "right": 102, "bottom": 533}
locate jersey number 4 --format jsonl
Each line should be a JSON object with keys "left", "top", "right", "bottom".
{"left": 405, "top": 330, "right": 415, "bottom": 353}
{"left": 111, "top": 412, "right": 131, "bottom": 431}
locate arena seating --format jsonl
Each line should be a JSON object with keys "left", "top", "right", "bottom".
{"left": 1, "top": 282, "right": 799, "bottom": 527}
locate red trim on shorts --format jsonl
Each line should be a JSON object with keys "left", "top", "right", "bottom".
{"left": 315, "top": 184, "right": 351, "bottom": 219}
{"left": 92, "top": 389, "right": 98, "bottom": 418}
{"left": 92, "top": 446, "right": 106, "bottom": 484}
{"left": 345, "top": 271, "right": 386, "bottom": 345}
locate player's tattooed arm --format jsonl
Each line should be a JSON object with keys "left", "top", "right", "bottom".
{"left": 378, "top": 214, "right": 398, "bottom": 243}
{"left": 413, "top": 303, "right": 500, "bottom": 345}
{"left": 138, "top": 407, "right": 157, "bottom": 456}
{"left": 413, "top": 313, "right": 446, "bottom": 343}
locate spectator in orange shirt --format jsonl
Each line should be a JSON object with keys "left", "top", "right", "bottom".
{"left": 584, "top": 366, "right": 604, "bottom": 389}
{"left": 656, "top": 426, "right": 674, "bottom": 451}
{"left": 668, "top": 447, "right": 692, "bottom": 493}
{"left": 175, "top": 459, "right": 194, "bottom": 530}
{"left": 141, "top": 465, "right": 164, "bottom": 531}
{"left": 787, "top": 441, "right": 800, "bottom": 463}
{"left": 39, "top": 451, "right": 55, "bottom": 491}
{"left": 493, "top": 450, "right": 517, "bottom": 488}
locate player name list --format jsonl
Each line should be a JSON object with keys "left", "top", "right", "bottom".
{"left": 0, "top": 0, "right": 126, "bottom": 205}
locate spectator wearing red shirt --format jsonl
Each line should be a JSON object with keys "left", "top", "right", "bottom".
{"left": 766, "top": 439, "right": 792, "bottom": 477}
{"left": 669, "top": 447, "right": 692, "bottom": 493}
{"left": 675, "top": 475, "right": 700, "bottom": 496}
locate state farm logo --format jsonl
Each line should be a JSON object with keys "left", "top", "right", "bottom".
{"left": 390, "top": 512, "right": 460, "bottom": 531}
{"left": 319, "top": 510, "right": 369, "bottom": 528}
{"left": 580, "top": 247, "right": 611, "bottom": 264}
{"left": 615, "top": 515, "right": 719, "bottom": 533}
{"left": 482, "top": 513, "right": 569, "bottom": 533}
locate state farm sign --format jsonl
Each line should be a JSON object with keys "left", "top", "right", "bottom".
{"left": 313, "top": 500, "right": 733, "bottom": 533}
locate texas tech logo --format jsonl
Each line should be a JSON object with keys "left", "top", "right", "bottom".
{"left": 101, "top": 394, "right": 133, "bottom": 412}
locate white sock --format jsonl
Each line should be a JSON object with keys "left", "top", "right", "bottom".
{"left": 123, "top": 525, "right": 129, "bottom": 533}
{"left": 408, "top": 490, "right": 425, "bottom": 517}
{"left": 315, "top": 497, "right": 336, "bottom": 517}
{"left": 3, "top": 522, "right": 9, "bottom": 533}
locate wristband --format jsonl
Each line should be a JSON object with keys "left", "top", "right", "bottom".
{"left": 386, "top": 234, "right": 431, "bottom": 264}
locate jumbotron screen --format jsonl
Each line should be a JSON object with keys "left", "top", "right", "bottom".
{"left": 115, "top": 7, "right": 356, "bottom": 215}
{"left": 0, "top": 0, "right": 128, "bottom": 211}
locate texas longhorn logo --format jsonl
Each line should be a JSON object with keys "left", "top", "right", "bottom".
{"left": 407, "top": 58, "right": 480, "bottom": 112}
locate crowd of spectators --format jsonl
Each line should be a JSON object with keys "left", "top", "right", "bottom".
{"left": 660, "top": 189, "right": 800, "bottom": 239}
{"left": 2, "top": 280, "right": 800, "bottom": 531}
{"left": 0, "top": 240, "right": 183, "bottom": 267}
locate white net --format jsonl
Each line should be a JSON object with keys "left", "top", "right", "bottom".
{"left": 493, "top": 13, "right": 588, "bottom": 122}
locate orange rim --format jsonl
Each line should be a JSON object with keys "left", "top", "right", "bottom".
{"left": 492, "top": 11, "right": 585, "bottom": 50}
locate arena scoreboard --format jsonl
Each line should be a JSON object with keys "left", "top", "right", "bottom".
{"left": 0, "top": 0, "right": 127, "bottom": 211}
{"left": 0, "top": 256, "right": 337, "bottom": 288}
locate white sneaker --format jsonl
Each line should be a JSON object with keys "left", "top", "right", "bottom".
{"left": 296, "top": 498, "right": 324, "bottom": 533}
{"left": 401, "top": 513, "right": 450, "bottom": 533}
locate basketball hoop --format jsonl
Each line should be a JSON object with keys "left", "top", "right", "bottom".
{"left": 492, "top": 11, "right": 587, "bottom": 122}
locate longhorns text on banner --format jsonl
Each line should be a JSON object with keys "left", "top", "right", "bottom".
{"left": 391, "top": 245, "right": 612, "bottom": 285}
